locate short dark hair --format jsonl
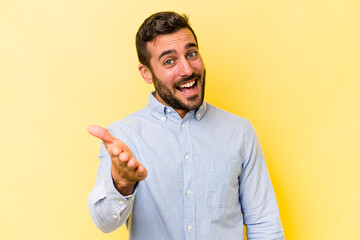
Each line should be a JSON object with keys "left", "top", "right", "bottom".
{"left": 136, "top": 11, "right": 198, "bottom": 69}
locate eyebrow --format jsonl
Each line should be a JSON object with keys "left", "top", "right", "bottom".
{"left": 157, "top": 42, "right": 198, "bottom": 61}
{"left": 185, "top": 42, "right": 198, "bottom": 49}
{"left": 158, "top": 49, "right": 176, "bottom": 61}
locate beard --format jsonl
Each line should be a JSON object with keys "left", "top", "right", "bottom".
{"left": 151, "top": 69, "right": 206, "bottom": 112}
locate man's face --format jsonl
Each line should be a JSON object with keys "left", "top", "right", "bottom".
{"left": 143, "top": 28, "right": 205, "bottom": 117}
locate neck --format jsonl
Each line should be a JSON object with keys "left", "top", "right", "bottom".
{"left": 175, "top": 109, "right": 188, "bottom": 119}
{"left": 154, "top": 92, "right": 189, "bottom": 119}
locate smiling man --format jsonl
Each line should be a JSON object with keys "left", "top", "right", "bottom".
{"left": 139, "top": 26, "right": 205, "bottom": 118}
{"left": 88, "top": 11, "right": 284, "bottom": 240}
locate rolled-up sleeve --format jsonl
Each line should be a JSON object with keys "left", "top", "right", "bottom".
{"left": 88, "top": 140, "right": 136, "bottom": 233}
{"left": 239, "top": 122, "right": 285, "bottom": 240}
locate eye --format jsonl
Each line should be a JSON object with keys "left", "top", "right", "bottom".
{"left": 187, "top": 51, "right": 197, "bottom": 58}
{"left": 164, "top": 59, "right": 174, "bottom": 65}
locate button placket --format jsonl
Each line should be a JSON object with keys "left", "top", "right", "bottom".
{"left": 179, "top": 119, "right": 195, "bottom": 239}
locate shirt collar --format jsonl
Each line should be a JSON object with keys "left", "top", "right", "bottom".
{"left": 147, "top": 92, "right": 207, "bottom": 122}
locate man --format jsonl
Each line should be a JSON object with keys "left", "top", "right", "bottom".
{"left": 88, "top": 11, "right": 284, "bottom": 240}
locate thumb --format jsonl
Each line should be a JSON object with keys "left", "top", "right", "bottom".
{"left": 87, "top": 125, "right": 115, "bottom": 145}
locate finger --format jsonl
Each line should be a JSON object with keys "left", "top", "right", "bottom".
{"left": 108, "top": 143, "right": 124, "bottom": 157}
{"left": 109, "top": 150, "right": 131, "bottom": 170}
{"left": 119, "top": 151, "right": 131, "bottom": 162}
{"left": 88, "top": 125, "right": 115, "bottom": 145}
{"left": 105, "top": 141, "right": 124, "bottom": 157}
{"left": 135, "top": 165, "right": 148, "bottom": 179}
{"left": 127, "top": 158, "right": 139, "bottom": 170}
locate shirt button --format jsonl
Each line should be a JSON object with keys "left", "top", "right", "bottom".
{"left": 186, "top": 190, "right": 191, "bottom": 196}
{"left": 113, "top": 215, "right": 118, "bottom": 219}
{"left": 167, "top": 109, "right": 171, "bottom": 113}
{"left": 197, "top": 113, "right": 200, "bottom": 118}
{"left": 120, "top": 200, "right": 125, "bottom": 205}
{"left": 187, "top": 225, "right": 192, "bottom": 231}
{"left": 185, "top": 155, "right": 189, "bottom": 160}
{"left": 161, "top": 116, "right": 166, "bottom": 121}
{"left": 181, "top": 124, "right": 185, "bottom": 128}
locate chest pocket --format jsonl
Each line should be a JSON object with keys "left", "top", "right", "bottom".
{"left": 202, "top": 160, "right": 241, "bottom": 208}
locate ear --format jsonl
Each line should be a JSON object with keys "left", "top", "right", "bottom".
{"left": 138, "top": 64, "right": 153, "bottom": 84}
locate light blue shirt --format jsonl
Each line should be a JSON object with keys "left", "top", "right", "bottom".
{"left": 88, "top": 92, "right": 284, "bottom": 240}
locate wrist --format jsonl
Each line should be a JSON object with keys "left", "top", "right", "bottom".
{"left": 113, "top": 179, "right": 136, "bottom": 196}
{"left": 111, "top": 169, "right": 136, "bottom": 196}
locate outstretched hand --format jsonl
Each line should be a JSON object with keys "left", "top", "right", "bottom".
{"left": 88, "top": 125, "right": 147, "bottom": 196}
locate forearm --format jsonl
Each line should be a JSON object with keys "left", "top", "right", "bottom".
{"left": 88, "top": 147, "right": 136, "bottom": 233}
{"left": 88, "top": 185, "right": 135, "bottom": 233}
{"left": 245, "top": 210, "right": 284, "bottom": 240}
{"left": 241, "top": 121, "right": 284, "bottom": 239}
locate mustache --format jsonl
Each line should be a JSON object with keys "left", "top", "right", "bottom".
{"left": 174, "top": 73, "right": 202, "bottom": 87}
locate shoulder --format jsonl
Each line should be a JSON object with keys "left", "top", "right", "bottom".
{"left": 205, "top": 103, "right": 252, "bottom": 129}
{"left": 105, "top": 108, "right": 150, "bottom": 156}
{"left": 104, "top": 108, "right": 150, "bottom": 141}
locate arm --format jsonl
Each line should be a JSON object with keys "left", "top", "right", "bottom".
{"left": 87, "top": 125, "right": 147, "bottom": 233}
{"left": 239, "top": 122, "right": 285, "bottom": 240}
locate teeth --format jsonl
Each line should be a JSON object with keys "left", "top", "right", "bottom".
{"left": 179, "top": 80, "right": 195, "bottom": 88}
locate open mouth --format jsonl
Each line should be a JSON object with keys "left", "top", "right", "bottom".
{"left": 176, "top": 78, "right": 198, "bottom": 93}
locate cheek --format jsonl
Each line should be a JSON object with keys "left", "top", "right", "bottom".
{"left": 192, "top": 59, "right": 204, "bottom": 72}
{"left": 158, "top": 70, "right": 177, "bottom": 84}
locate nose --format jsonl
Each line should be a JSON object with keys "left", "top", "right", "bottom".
{"left": 178, "top": 58, "right": 194, "bottom": 77}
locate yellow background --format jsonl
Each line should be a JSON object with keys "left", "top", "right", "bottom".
{"left": 1, "top": 0, "right": 359, "bottom": 239}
